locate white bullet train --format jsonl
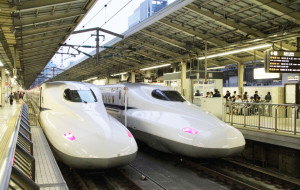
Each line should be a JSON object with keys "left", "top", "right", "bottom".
{"left": 99, "top": 83, "right": 245, "bottom": 158}
{"left": 26, "top": 81, "right": 137, "bottom": 169}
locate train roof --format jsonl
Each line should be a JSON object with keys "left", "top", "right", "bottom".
{"left": 42, "top": 81, "right": 96, "bottom": 90}
{"left": 99, "top": 83, "right": 173, "bottom": 91}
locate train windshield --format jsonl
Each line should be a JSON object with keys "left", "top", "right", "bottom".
{"left": 63, "top": 89, "right": 97, "bottom": 103}
{"left": 151, "top": 89, "right": 186, "bottom": 102}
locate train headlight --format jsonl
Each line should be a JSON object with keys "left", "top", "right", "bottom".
{"left": 64, "top": 132, "right": 76, "bottom": 141}
{"left": 182, "top": 127, "right": 199, "bottom": 134}
{"left": 127, "top": 131, "right": 133, "bottom": 138}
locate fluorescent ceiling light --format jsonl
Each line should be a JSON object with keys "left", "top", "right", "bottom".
{"left": 111, "top": 72, "right": 127, "bottom": 77}
{"left": 0, "top": 61, "right": 3, "bottom": 67}
{"left": 207, "top": 66, "right": 225, "bottom": 70}
{"left": 197, "top": 44, "right": 272, "bottom": 60}
{"left": 13, "top": 75, "right": 17, "bottom": 79}
{"left": 140, "top": 64, "right": 171, "bottom": 71}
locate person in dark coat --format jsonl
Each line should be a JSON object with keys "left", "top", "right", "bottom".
{"left": 9, "top": 93, "right": 14, "bottom": 105}
{"left": 265, "top": 92, "right": 271, "bottom": 102}
{"left": 213, "top": 89, "right": 221, "bottom": 97}
{"left": 253, "top": 91, "right": 259, "bottom": 101}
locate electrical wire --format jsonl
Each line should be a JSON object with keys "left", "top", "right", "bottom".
{"left": 66, "top": 0, "right": 114, "bottom": 43}
{"left": 101, "top": 0, "right": 133, "bottom": 28}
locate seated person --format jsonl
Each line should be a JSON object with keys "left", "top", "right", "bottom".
{"left": 194, "top": 90, "right": 200, "bottom": 96}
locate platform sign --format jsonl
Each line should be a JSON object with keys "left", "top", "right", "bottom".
{"left": 265, "top": 50, "right": 300, "bottom": 73}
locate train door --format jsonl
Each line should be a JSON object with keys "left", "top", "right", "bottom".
{"left": 39, "top": 87, "right": 42, "bottom": 111}
{"left": 114, "top": 87, "right": 127, "bottom": 125}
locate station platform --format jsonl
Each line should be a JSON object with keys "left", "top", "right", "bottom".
{"left": 0, "top": 101, "right": 68, "bottom": 189}
{"left": 0, "top": 101, "right": 22, "bottom": 165}
{"left": 233, "top": 125, "right": 300, "bottom": 150}
{"left": 31, "top": 125, "right": 68, "bottom": 190}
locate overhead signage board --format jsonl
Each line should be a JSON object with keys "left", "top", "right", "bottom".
{"left": 265, "top": 50, "right": 300, "bottom": 73}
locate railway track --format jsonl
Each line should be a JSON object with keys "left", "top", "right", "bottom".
{"left": 211, "top": 158, "right": 300, "bottom": 190}
{"left": 58, "top": 162, "right": 167, "bottom": 190}
{"left": 137, "top": 143, "right": 300, "bottom": 190}
{"left": 182, "top": 157, "right": 300, "bottom": 190}
{"left": 58, "top": 144, "right": 300, "bottom": 190}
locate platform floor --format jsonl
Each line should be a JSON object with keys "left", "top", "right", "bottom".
{"left": 0, "top": 101, "right": 22, "bottom": 165}
{"left": 31, "top": 126, "right": 68, "bottom": 190}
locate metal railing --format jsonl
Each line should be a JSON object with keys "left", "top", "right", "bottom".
{"left": 224, "top": 102, "right": 299, "bottom": 135}
{"left": 0, "top": 104, "right": 39, "bottom": 190}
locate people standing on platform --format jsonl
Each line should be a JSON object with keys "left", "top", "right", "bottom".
{"left": 255, "top": 96, "right": 261, "bottom": 103}
{"left": 206, "top": 91, "right": 212, "bottom": 98}
{"left": 243, "top": 92, "right": 248, "bottom": 101}
{"left": 213, "top": 89, "right": 221, "bottom": 97}
{"left": 194, "top": 90, "right": 200, "bottom": 96}
{"left": 233, "top": 91, "right": 237, "bottom": 97}
{"left": 16, "top": 91, "right": 19, "bottom": 103}
{"left": 235, "top": 95, "right": 242, "bottom": 103}
{"left": 254, "top": 91, "right": 259, "bottom": 101}
{"left": 9, "top": 93, "right": 14, "bottom": 105}
{"left": 249, "top": 96, "right": 254, "bottom": 103}
{"left": 224, "top": 90, "right": 230, "bottom": 100}
{"left": 231, "top": 95, "right": 236, "bottom": 102}
{"left": 265, "top": 92, "right": 271, "bottom": 102}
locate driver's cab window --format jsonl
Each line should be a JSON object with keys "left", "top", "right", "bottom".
{"left": 64, "top": 89, "right": 72, "bottom": 101}
{"left": 63, "top": 88, "right": 97, "bottom": 103}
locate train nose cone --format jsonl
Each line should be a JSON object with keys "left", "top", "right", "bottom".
{"left": 192, "top": 124, "right": 245, "bottom": 157}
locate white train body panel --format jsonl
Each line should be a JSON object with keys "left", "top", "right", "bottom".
{"left": 100, "top": 83, "right": 245, "bottom": 158}
{"left": 26, "top": 81, "right": 137, "bottom": 169}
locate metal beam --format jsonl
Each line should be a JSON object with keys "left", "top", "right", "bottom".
{"left": 159, "top": 20, "right": 227, "bottom": 47}
{"left": 16, "top": 0, "right": 83, "bottom": 12}
{"left": 21, "top": 50, "right": 56, "bottom": 58}
{"left": 21, "top": 53, "right": 53, "bottom": 61}
{"left": 16, "top": 24, "right": 75, "bottom": 38}
{"left": 133, "top": 50, "right": 164, "bottom": 61}
{"left": 129, "top": 38, "right": 181, "bottom": 58}
{"left": 22, "top": 44, "right": 59, "bottom": 53}
{"left": 21, "top": 39, "right": 62, "bottom": 49}
{"left": 248, "top": 0, "right": 300, "bottom": 25}
{"left": 14, "top": 10, "right": 86, "bottom": 27}
{"left": 185, "top": 5, "right": 266, "bottom": 38}
{"left": 20, "top": 33, "right": 67, "bottom": 44}
{"left": 141, "top": 30, "right": 187, "bottom": 50}
{"left": 72, "top": 27, "right": 124, "bottom": 39}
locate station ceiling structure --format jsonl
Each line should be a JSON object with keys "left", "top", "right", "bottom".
{"left": 1, "top": 0, "right": 300, "bottom": 88}
{"left": 0, "top": 0, "right": 97, "bottom": 88}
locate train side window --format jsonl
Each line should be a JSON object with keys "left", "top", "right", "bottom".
{"left": 112, "top": 96, "right": 114, "bottom": 104}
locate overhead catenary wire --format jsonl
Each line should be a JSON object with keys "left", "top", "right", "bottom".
{"left": 67, "top": 0, "right": 133, "bottom": 58}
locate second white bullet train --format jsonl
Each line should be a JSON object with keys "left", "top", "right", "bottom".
{"left": 99, "top": 83, "right": 245, "bottom": 158}
{"left": 26, "top": 81, "right": 137, "bottom": 169}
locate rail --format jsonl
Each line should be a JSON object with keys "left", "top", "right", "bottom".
{"left": 0, "top": 104, "right": 39, "bottom": 190}
{"left": 224, "top": 102, "right": 299, "bottom": 135}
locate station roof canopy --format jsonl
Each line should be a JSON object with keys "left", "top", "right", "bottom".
{"left": 1, "top": 0, "right": 300, "bottom": 88}
{"left": 0, "top": 0, "right": 97, "bottom": 88}
{"left": 52, "top": 0, "right": 300, "bottom": 82}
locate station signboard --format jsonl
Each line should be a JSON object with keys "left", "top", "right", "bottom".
{"left": 265, "top": 50, "right": 300, "bottom": 73}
